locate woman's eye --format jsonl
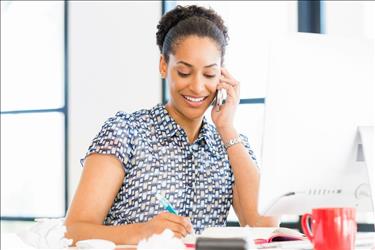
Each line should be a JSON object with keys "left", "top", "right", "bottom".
{"left": 205, "top": 75, "right": 216, "bottom": 78}
{"left": 178, "top": 72, "right": 190, "bottom": 77}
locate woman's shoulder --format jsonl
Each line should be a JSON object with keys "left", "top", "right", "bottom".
{"left": 108, "top": 106, "right": 155, "bottom": 125}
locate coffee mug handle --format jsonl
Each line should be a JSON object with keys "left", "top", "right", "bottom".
{"left": 301, "top": 213, "right": 314, "bottom": 241}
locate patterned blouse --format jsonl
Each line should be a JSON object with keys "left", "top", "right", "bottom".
{"left": 83, "top": 104, "right": 256, "bottom": 233}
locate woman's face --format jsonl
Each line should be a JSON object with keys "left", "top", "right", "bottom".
{"left": 160, "top": 35, "right": 222, "bottom": 122}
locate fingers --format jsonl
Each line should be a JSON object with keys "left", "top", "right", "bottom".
{"left": 218, "top": 68, "right": 240, "bottom": 98}
{"left": 173, "top": 231, "right": 185, "bottom": 239}
{"left": 221, "top": 67, "right": 234, "bottom": 81}
{"left": 217, "top": 81, "right": 238, "bottom": 100}
{"left": 160, "top": 212, "right": 193, "bottom": 230}
{"left": 220, "top": 68, "right": 240, "bottom": 87}
{"left": 159, "top": 212, "right": 193, "bottom": 235}
{"left": 220, "top": 76, "right": 239, "bottom": 87}
{"left": 165, "top": 221, "right": 189, "bottom": 237}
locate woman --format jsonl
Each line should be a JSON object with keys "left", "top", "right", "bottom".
{"left": 65, "top": 5, "right": 278, "bottom": 245}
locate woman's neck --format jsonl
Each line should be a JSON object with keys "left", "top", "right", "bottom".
{"left": 165, "top": 104, "right": 203, "bottom": 144}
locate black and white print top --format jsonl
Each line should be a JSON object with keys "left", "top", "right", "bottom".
{"left": 83, "top": 104, "right": 257, "bottom": 234}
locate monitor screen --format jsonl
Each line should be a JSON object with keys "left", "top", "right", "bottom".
{"left": 258, "top": 34, "right": 374, "bottom": 218}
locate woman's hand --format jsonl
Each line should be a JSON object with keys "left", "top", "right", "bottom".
{"left": 143, "top": 212, "right": 193, "bottom": 238}
{"left": 211, "top": 67, "right": 240, "bottom": 136}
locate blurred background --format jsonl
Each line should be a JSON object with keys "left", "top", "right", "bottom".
{"left": 1, "top": 0, "right": 374, "bottom": 234}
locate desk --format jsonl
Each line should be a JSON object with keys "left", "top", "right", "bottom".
{"left": 71, "top": 233, "right": 375, "bottom": 250}
{"left": 2, "top": 233, "right": 374, "bottom": 250}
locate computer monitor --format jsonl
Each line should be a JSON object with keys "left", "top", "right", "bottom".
{"left": 258, "top": 34, "right": 374, "bottom": 218}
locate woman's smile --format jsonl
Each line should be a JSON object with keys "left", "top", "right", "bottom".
{"left": 182, "top": 94, "right": 209, "bottom": 107}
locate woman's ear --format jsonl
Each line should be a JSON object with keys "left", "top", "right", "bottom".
{"left": 159, "top": 55, "right": 167, "bottom": 79}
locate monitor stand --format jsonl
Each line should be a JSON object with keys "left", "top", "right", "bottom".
{"left": 261, "top": 126, "right": 374, "bottom": 217}
{"left": 358, "top": 126, "right": 374, "bottom": 224}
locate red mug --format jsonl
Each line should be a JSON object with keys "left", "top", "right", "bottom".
{"left": 301, "top": 207, "right": 357, "bottom": 250}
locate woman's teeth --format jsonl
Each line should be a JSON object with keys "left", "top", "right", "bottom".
{"left": 184, "top": 96, "right": 205, "bottom": 102}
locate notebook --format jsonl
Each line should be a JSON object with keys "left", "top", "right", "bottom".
{"left": 251, "top": 227, "right": 306, "bottom": 244}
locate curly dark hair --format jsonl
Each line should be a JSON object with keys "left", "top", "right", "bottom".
{"left": 156, "top": 5, "right": 229, "bottom": 63}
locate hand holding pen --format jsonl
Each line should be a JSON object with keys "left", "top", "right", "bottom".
{"left": 156, "top": 193, "right": 179, "bottom": 215}
{"left": 143, "top": 193, "right": 193, "bottom": 239}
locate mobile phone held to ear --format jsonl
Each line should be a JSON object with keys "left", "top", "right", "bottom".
{"left": 215, "top": 88, "right": 227, "bottom": 111}
{"left": 216, "top": 89, "right": 227, "bottom": 106}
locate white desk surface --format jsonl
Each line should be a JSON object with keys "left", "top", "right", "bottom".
{"left": 2, "top": 232, "right": 374, "bottom": 250}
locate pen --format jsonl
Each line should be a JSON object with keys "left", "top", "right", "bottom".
{"left": 156, "top": 193, "right": 196, "bottom": 246}
{"left": 156, "top": 193, "right": 178, "bottom": 215}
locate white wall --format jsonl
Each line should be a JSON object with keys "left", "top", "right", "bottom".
{"left": 325, "top": 1, "right": 374, "bottom": 38}
{"left": 68, "top": 1, "right": 161, "bottom": 203}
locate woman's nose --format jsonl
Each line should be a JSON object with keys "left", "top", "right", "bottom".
{"left": 189, "top": 75, "right": 206, "bottom": 94}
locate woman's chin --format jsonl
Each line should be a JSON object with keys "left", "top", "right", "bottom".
{"left": 166, "top": 97, "right": 212, "bottom": 121}
{"left": 181, "top": 104, "right": 210, "bottom": 120}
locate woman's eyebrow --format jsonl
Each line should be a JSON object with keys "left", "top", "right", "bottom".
{"left": 177, "top": 61, "right": 218, "bottom": 68}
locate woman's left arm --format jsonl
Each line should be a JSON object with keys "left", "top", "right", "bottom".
{"left": 211, "top": 68, "right": 279, "bottom": 227}
{"left": 221, "top": 130, "right": 279, "bottom": 227}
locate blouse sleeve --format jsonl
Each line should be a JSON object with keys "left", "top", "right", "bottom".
{"left": 81, "top": 112, "right": 134, "bottom": 173}
{"left": 239, "top": 133, "right": 258, "bottom": 167}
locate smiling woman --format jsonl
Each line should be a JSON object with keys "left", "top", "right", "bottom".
{"left": 64, "top": 4, "right": 278, "bottom": 246}
{"left": 160, "top": 36, "right": 221, "bottom": 136}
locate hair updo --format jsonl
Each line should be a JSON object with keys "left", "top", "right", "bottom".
{"left": 156, "top": 5, "right": 229, "bottom": 63}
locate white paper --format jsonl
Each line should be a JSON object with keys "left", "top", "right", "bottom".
{"left": 17, "top": 218, "right": 72, "bottom": 249}
{"left": 1, "top": 233, "right": 35, "bottom": 250}
{"left": 137, "top": 229, "right": 185, "bottom": 250}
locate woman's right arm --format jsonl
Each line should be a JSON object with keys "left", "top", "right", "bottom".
{"left": 64, "top": 154, "right": 192, "bottom": 245}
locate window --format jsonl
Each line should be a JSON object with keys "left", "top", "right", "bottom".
{"left": 1, "top": 1, "right": 67, "bottom": 219}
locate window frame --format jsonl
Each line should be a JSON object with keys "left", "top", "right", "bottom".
{"left": 0, "top": 0, "right": 69, "bottom": 221}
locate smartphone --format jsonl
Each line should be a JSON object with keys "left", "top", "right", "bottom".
{"left": 212, "top": 70, "right": 227, "bottom": 111}
{"left": 213, "top": 88, "right": 227, "bottom": 111}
